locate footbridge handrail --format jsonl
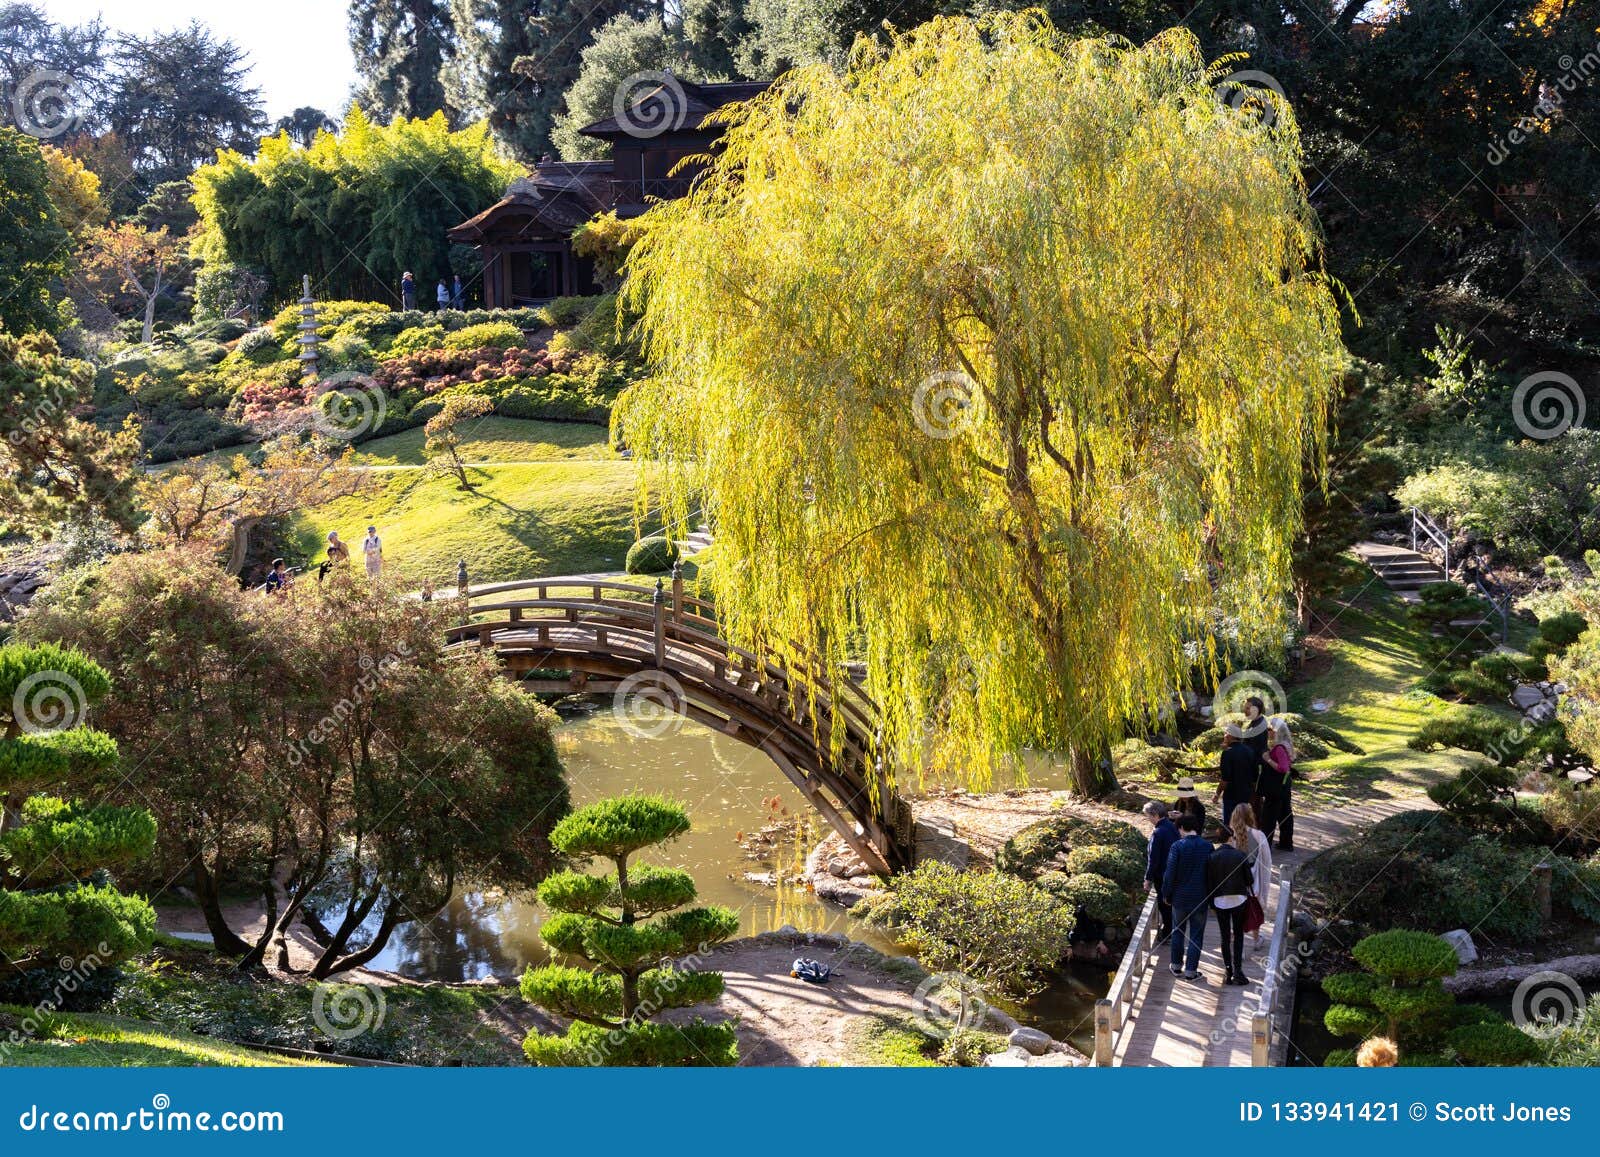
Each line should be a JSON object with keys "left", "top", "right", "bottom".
{"left": 1093, "top": 889, "right": 1162, "bottom": 1066}
{"left": 1251, "top": 866, "right": 1297, "bottom": 1067}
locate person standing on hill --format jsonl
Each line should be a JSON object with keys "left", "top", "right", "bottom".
{"left": 1162, "top": 813, "right": 1212, "bottom": 981}
{"left": 319, "top": 531, "right": 351, "bottom": 582}
{"left": 363, "top": 525, "right": 383, "bottom": 580}
{"left": 452, "top": 274, "right": 465, "bottom": 309}
{"left": 437, "top": 279, "right": 451, "bottom": 312}
{"left": 401, "top": 271, "right": 416, "bottom": 311}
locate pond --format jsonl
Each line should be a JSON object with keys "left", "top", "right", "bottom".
{"left": 365, "top": 707, "right": 1109, "bottom": 1052}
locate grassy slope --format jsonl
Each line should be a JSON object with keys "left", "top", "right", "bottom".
{"left": 288, "top": 418, "right": 641, "bottom": 584}
{"left": 0, "top": 1007, "right": 326, "bottom": 1067}
{"left": 1286, "top": 575, "right": 1517, "bottom": 810}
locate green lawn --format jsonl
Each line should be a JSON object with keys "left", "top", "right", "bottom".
{"left": 0, "top": 1007, "right": 327, "bottom": 1067}
{"left": 290, "top": 459, "right": 641, "bottom": 585}
{"left": 349, "top": 416, "right": 615, "bottom": 465}
{"left": 1285, "top": 579, "right": 1506, "bottom": 809}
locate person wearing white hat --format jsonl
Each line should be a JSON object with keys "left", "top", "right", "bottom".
{"left": 1171, "top": 775, "right": 1206, "bottom": 828}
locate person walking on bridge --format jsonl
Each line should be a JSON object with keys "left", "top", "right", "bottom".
{"left": 1162, "top": 813, "right": 1211, "bottom": 981}
{"left": 1143, "top": 800, "right": 1177, "bottom": 945}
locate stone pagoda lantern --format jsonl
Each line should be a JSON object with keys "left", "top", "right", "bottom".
{"left": 296, "top": 274, "right": 320, "bottom": 381}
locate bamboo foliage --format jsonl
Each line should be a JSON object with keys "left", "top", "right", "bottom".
{"left": 617, "top": 13, "right": 1348, "bottom": 794}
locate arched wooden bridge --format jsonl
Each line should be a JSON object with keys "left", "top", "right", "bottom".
{"left": 443, "top": 574, "right": 914, "bottom": 874}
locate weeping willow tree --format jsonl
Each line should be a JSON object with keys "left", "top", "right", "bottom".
{"left": 617, "top": 12, "right": 1348, "bottom": 797}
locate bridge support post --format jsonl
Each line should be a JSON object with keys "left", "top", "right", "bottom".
{"left": 671, "top": 563, "right": 684, "bottom": 626}
{"left": 652, "top": 579, "right": 667, "bottom": 667}
{"left": 1093, "top": 999, "right": 1114, "bottom": 1066}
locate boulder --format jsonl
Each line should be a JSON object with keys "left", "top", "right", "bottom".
{"left": 1441, "top": 928, "right": 1478, "bottom": 965}
{"left": 1511, "top": 684, "right": 1546, "bottom": 710}
{"left": 1008, "top": 1027, "right": 1053, "bottom": 1056}
{"left": 981, "top": 1046, "right": 1032, "bottom": 1068}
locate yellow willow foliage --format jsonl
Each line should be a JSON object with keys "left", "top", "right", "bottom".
{"left": 617, "top": 12, "right": 1349, "bottom": 794}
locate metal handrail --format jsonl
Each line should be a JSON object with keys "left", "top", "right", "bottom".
{"left": 1093, "top": 890, "right": 1162, "bottom": 1065}
{"left": 1409, "top": 507, "right": 1452, "bottom": 579}
{"left": 1251, "top": 866, "right": 1297, "bottom": 1066}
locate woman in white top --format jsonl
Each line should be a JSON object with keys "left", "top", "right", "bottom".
{"left": 1230, "top": 803, "right": 1273, "bottom": 949}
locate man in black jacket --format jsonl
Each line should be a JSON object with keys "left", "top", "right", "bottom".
{"left": 1215, "top": 724, "right": 1259, "bottom": 825}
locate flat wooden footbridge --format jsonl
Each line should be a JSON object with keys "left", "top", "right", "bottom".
{"left": 443, "top": 573, "right": 914, "bottom": 874}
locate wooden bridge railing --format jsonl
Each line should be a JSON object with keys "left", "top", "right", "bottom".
{"left": 1252, "top": 867, "right": 1297, "bottom": 1067}
{"left": 442, "top": 571, "right": 912, "bottom": 872}
{"left": 1093, "top": 889, "right": 1162, "bottom": 1066}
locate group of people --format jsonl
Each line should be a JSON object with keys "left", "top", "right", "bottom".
{"left": 1142, "top": 699, "right": 1294, "bottom": 986}
{"left": 400, "top": 271, "right": 466, "bottom": 312}
{"left": 262, "top": 526, "right": 384, "bottom": 595}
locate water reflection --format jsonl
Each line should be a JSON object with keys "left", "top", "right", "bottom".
{"left": 367, "top": 709, "right": 892, "bottom": 979}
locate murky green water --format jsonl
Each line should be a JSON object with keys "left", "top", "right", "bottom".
{"left": 367, "top": 708, "right": 1109, "bottom": 1052}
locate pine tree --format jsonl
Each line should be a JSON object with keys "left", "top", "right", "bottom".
{"left": 0, "top": 643, "right": 156, "bottom": 975}
{"left": 450, "top": 0, "right": 646, "bottom": 162}
{"left": 520, "top": 796, "right": 739, "bottom": 1066}
{"left": 349, "top": 0, "right": 458, "bottom": 123}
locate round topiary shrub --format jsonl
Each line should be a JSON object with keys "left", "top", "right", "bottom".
{"left": 1447, "top": 1022, "right": 1543, "bottom": 1066}
{"left": 625, "top": 536, "right": 680, "bottom": 575}
{"left": 1322, "top": 971, "right": 1382, "bottom": 1008}
{"left": 1061, "top": 816, "right": 1147, "bottom": 857}
{"left": 1063, "top": 845, "right": 1144, "bottom": 892}
{"left": 1324, "top": 1003, "right": 1384, "bottom": 1039}
{"left": 1351, "top": 930, "right": 1459, "bottom": 984}
{"left": 443, "top": 320, "right": 524, "bottom": 351}
{"left": 1037, "top": 871, "right": 1128, "bottom": 923}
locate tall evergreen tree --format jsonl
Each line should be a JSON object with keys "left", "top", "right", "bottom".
{"left": 106, "top": 23, "right": 266, "bottom": 191}
{"left": 450, "top": 0, "right": 647, "bottom": 162}
{"left": 349, "top": 0, "right": 459, "bottom": 123}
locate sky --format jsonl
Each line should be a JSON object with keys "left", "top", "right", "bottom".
{"left": 37, "top": 1, "right": 360, "bottom": 121}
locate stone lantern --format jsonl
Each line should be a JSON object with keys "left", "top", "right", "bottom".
{"left": 296, "top": 274, "right": 320, "bottom": 381}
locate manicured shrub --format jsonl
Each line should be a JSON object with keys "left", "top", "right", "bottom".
{"left": 625, "top": 535, "right": 679, "bottom": 575}
{"left": 1060, "top": 816, "right": 1148, "bottom": 857}
{"left": 1447, "top": 1022, "right": 1542, "bottom": 1066}
{"left": 882, "top": 862, "right": 1075, "bottom": 995}
{"left": 519, "top": 796, "right": 739, "bottom": 1067}
{"left": 1322, "top": 971, "right": 1382, "bottom": 1007}
{"left": 443, "top": 321, "right": 523, "bottom": 351}
{"left": 538, "top": 294, "right": 606, "bottom": 328}
{"left": 386, "top": 325, "right": 447, "bottom": 357}
{"left": 1352, "top": 930, "right": 1459, "bottom": 984}
{"left": 1538, "top": 611, "right": 1588, "bottom": 650}
{"left": 1426, "top": 760, "right": 1518, "bottom": 822}
{"left": 1036, "top": 871, "right": 1130, "bottom": 923}
{"left": 1062, "top": 845, "right": 1143, "bottom": 892}
{"left": 235, "top": 327, "right": 280, "bottom": 359}
{"left": 1112, "top": 739, "right": 1191, "bottom": 783}
{"left": 995, "top": 815, "right": 1074, "bottom": 878}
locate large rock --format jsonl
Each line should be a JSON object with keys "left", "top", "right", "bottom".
{"left": 1008, "top": 1027, "right": 1053, "bottom": 1056}
{"left": 1441, "top": 928, "right": 1478, "bottom": 965}
{"left": 1511, "top": 683, "right": 1546, "bottom": 710}
{"left": 981, "top": 1046, "right": 1033, "bottom": 1068}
